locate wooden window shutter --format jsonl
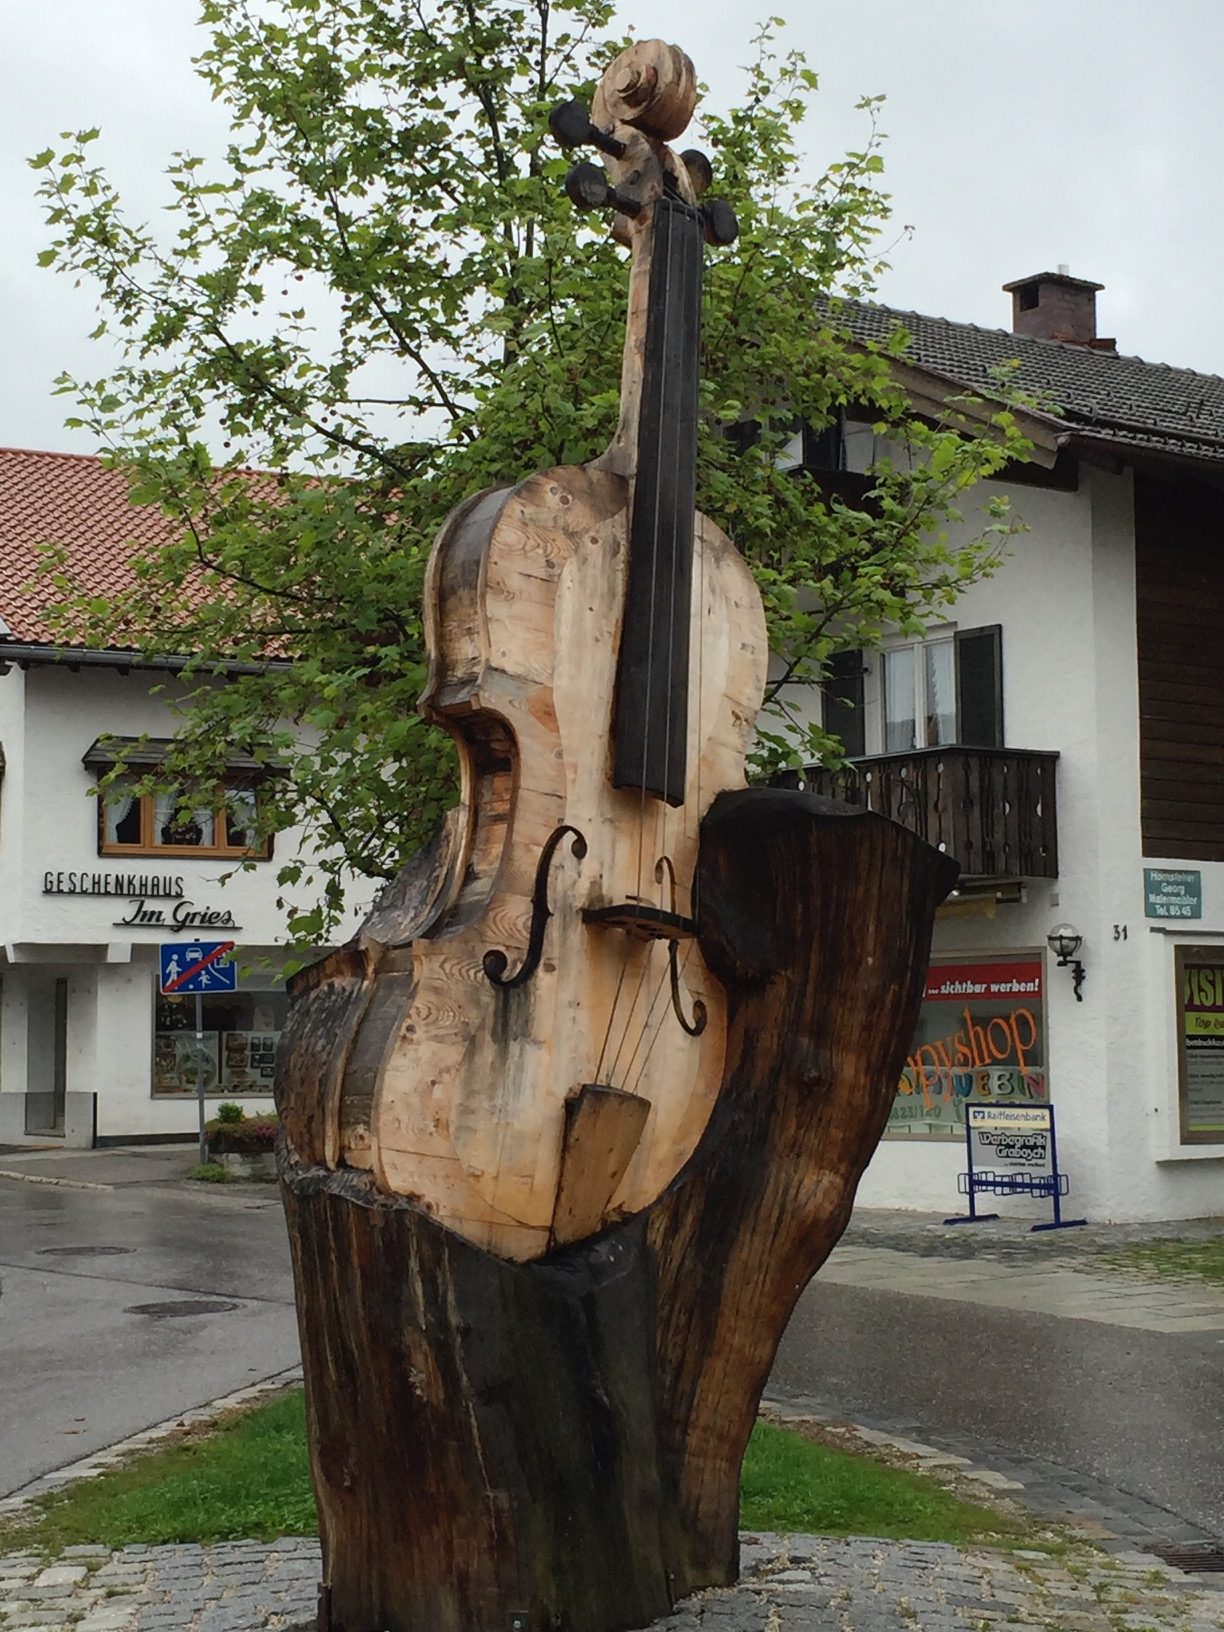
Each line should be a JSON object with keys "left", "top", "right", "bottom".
{"left": 955, "top": 625, "right": 1003, "bottom": 748}
{"left": 803, "top": 416, "right": 844, "bottom": 473}
{"left": 823, "top": 649, "right": 866, "bottom": 757}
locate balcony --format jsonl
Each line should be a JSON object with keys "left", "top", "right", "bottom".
{"left": 784, "top": 746, "right": 1060, "bottom": 882}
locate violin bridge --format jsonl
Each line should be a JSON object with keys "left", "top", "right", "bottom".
{"left": 550, "top": 1084, "right": 652, "bottom": 1248}
{"left": 581, "top": 902, "right": 694, "bottom": 941}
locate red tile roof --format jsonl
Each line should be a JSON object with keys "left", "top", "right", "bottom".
{"left": 0, "top": 447, "right": 181, "bottom": 645}
{"left": 0, "top": 447, "right": 289, "bottom": 652}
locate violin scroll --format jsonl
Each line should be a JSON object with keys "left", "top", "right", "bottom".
{"left": 592, "top": 39, "right": 697, "bottom": 140}
{"left": 549, "top": 41, "right": 738, "bottom": 246}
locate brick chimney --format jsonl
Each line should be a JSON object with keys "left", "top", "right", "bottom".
{"left": 1002, "top": 269, "right": 1116, "bottom": 350}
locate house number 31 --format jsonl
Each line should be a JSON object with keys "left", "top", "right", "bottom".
{"left": 1113, "top": 924, "right": 1128, "bottom": 940}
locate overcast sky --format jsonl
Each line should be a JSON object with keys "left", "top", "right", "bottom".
{"left": 4, "top": 0, "right": 1222, "bottom": 456}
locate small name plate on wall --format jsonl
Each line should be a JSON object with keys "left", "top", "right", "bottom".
{"left": 1145, "top": 868, "right": 1202, "bottom": 920}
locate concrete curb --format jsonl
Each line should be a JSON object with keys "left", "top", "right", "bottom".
{"left": 0, "top": 1168, "right": 112, "bottom": 1191}
{"left": 0, "top": 1366, "right": 304, "bottom": 1516}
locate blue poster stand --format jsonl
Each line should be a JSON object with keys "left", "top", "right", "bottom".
{"left": 945, "top": 1103, "right": 1086, "bottom": 1232}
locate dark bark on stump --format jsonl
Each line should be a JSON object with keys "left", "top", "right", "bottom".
{"left": 277, "top": 790, "right": 957, "bottom": 1632}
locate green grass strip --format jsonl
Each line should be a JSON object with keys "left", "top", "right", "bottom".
{"left": 741, "top": 1421, "right": 1021, "bottom": 1544}
{"left": 1102, "top": 1237, "right": 1224, "bottom": 1287}
{"left": 3, "top": 1391, "right": 1023, "bottom": 1556}
{"left": 5, "top": 1391, "right": 315, "bottom": 1552}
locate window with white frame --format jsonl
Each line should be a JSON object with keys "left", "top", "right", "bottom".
{"left": 880, "top": 626, "right": 1003, "bottom": 753}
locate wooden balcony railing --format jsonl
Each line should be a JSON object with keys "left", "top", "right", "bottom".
{"left": 783, "top": 747, "right": 1060, "bottom": 881}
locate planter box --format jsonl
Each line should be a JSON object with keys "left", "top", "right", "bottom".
{"left": 212, "top": 1149, "right": 277, "bottom": 1181}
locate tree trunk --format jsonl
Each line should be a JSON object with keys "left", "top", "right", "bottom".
{"left": 278, "top": 789, "right": 957, "bottom": 1632}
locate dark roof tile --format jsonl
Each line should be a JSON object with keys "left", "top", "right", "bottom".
{"left": 830, "top": 298, "right": 1224, "bottom": 463}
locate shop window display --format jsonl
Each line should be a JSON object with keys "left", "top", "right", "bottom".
{"left": 154, "top": 988, "right": 287, "bottom": 1096}
{"left": 888, "top": 956, "right": 1046, "bottom": 1139}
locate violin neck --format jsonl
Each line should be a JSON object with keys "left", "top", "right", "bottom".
{"left": 610, "top": 193, "right": 704, "bottom": 807}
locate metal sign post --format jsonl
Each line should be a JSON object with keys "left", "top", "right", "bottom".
{"left": 195, "top": 991, "right": 207, "bottom": 1165}
{"left": 946, "top": 1102, "right": 1086, "bottom": 1231}
{"left": 158, "top": 941, "right": 238, "bottom": 1166}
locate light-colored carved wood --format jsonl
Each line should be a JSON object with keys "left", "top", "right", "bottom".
{"left": 552, "top": 1084, "right": 653, "bottom": 1247}
{"left": 592, "top": 41, "right": 696, "bottom": 140}
{"left": 582, "top": 44, "right": 702, "bottom": 476}
{"left": 350, "top": 467, "right": 766, "bottom": 1259}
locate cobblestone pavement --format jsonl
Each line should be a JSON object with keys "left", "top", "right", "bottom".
{"left": 764, "top": 1396, "right": 1224, "bottom": 1559}
{"left": 839, "top": 1210, "right": 1224, "bottom": 1267}
{"left": 2, "top": 1533, "right": 1223, "bottom": 1632}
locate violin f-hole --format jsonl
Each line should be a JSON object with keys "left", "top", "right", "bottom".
{"left": 654, "top": 856, "right": 707, "bottom": 1037}
{"left": 483, "top": 824, "right": 588, "bottom": 990}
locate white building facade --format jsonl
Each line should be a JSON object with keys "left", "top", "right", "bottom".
{"left": 0, "top": 448, "right": 367, "bottom": 1147}
{"left": 0, "top": 654, "right": 368, "bottom": 1145}
{"left": 795, "top": 273, "right": 1224, "bottom": 1222}
{"left": 5, "top": 275, "right": 1224, "bottom": 1221}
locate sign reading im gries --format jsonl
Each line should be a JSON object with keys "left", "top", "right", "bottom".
{"left": 41, "top": 870, "right": 241, "bottom": 932}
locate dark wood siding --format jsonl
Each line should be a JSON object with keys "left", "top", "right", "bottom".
{"left": 1136, "top": 472, "right": 1224, "bottom": 861}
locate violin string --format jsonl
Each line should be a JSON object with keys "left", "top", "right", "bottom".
{"left": 606, "top": 195, "right": 677, "bottom": 1090}
{"left": 593, "top": 204, "right": 658, "bottom": 1089}
{"left": 595, "top": 196, "right": 668, "bottom": 1086}
{"left": 627, "top": 206, "right": 707, "bottom": 1094}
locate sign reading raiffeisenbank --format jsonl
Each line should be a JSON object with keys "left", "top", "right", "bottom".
{"left": 966, "top": 1104, "right": 1051, "bottom": 1133}
{"left": 1145, "top": 868, "right": 1202, "bottom": 920}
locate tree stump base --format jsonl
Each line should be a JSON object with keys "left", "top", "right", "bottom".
{"left": 279, "top": 789, "right": 957, "bottom": 1632}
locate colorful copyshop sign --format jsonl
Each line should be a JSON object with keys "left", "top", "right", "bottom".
{"left": 1145, "top": 868, "right": 1202, "bottom": 920}
{"left": 889, "top": 958, "right": 1046, "bottom": 1139}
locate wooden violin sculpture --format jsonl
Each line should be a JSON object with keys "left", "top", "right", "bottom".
{"left": 276, "top": 39, "right": 957, "bottom": 1632}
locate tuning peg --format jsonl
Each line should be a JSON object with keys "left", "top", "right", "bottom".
{"left": 548, "top": 99, "right": 627, "bottom": 159}
{"left": 701, "top": 199, "right": 739, "bottom": 246}
{"left": 564, "top": 162, "right": 642, "bottom": 218}
{"left": 680, "top": 149, "right": 713, "bottom": 198}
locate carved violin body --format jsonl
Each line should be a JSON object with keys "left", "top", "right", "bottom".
{"left": 279, "top": 40, "right": 766, "bottom": 1262}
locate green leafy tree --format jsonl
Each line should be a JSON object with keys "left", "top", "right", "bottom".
{"left": 32, "top": 0, "right": 1028, "bottom": 941}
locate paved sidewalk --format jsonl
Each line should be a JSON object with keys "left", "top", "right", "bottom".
{"left": 0, "top": 1143, "right": 198, "bottom": 1190}
{"left": 819, "top": 1241, "right": 1224, "bottom": 1333}
{"left": 841, "top": 1208, "right": 1224, "bottom": 1264}
{"left": 815, "top": 1209, "right": 1224, "bottom": 1335}
{"left": 2, "top": 1533, "right": 1222, "bottom": 1632}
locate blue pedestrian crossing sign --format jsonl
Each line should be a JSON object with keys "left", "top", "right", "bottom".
{"left": 159, "top": 941, "right": 237, "bottom": 996}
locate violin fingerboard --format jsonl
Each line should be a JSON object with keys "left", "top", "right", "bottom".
{"left": 612, "top": 194, "right": 704, "bottom": 807}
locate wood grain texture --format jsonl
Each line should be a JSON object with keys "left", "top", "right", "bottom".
{"left": 272, "top": 41, "right": 958, "bottom": 1632}
{"left": 1136, "top": 471, "right": 1224, "bottom": 860}
{"left": 279, "top": 790, "right": 957, "bottom": 1632}
{"left": 551, "top": 1083, "right": 652, "bottom": 1246}
{"left": 310, "top": 461, "right": 770, "bottom": 1261}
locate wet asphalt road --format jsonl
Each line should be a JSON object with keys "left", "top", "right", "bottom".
{"left": 2, "top": 1170, "right": 1220, "bottom": 1541}
{"left": 0, "top": 1174, "right": 298, "bottom": 1495}
{"left": 774, "top": 1277, "right": 1224, "bottom": 1538}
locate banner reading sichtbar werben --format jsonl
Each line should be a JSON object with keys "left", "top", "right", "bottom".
{"left": 890, "top": 959, "right": 1045, "bottom": 1139}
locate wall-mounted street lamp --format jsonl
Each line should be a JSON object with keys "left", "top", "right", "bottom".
{"left": 1046, "top": 924, "right": 1085, "bottom": 1002}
